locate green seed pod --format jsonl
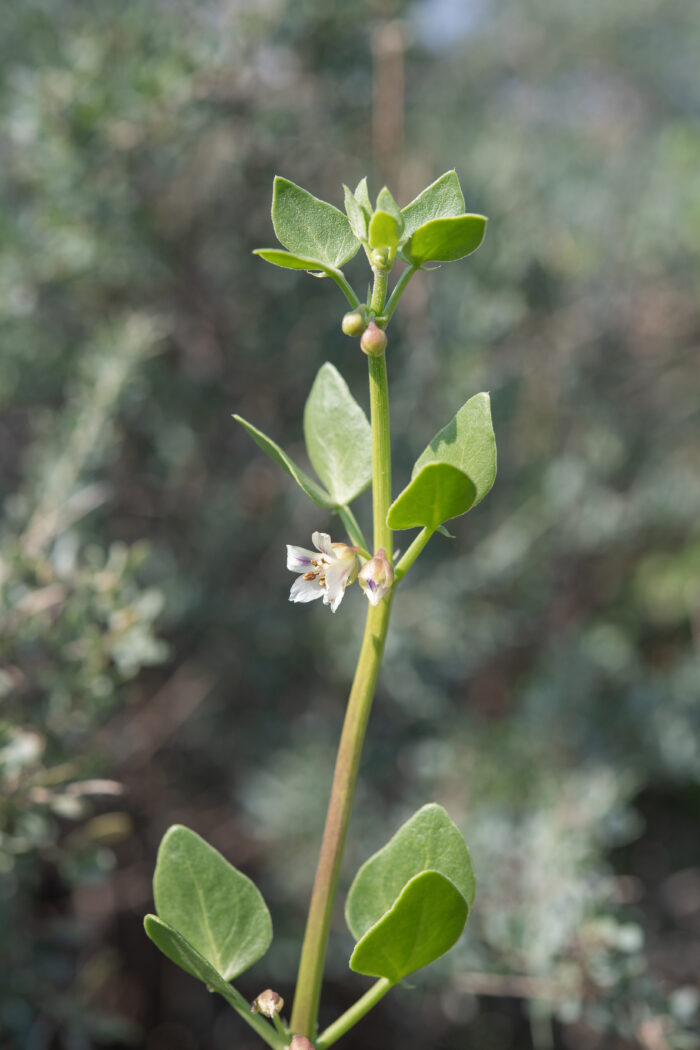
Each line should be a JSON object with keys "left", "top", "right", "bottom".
{"left": 370, "top": 248, "right": 391, "bottom": 270}
{"left": 341, "top": 309, "right": 367, "bottom": 337}
{"left": 360, "top": 321, "right": 387, "bottom": 356}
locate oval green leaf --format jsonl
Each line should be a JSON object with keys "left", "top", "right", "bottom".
{"left": 401, "top": 170, "right": 466, "bottom": 239}
{"left": 346, "top": 803, "right": 475, "bottom": 941}
{"left": 343, "top": 185, "right": 369, "bottom": 241}
{"left": 253, "top": 248, "right": 333, "bottom": 272}
{"left": 386, "top": 462, "right": 477, "bottom": 530}
{"left": 233, "top": 414, "right": 336, "bottom": 510}
{"left": 405, "top": 214, "right": 487, "bottom": 265}
{"left": 271, "top": 176, "right": 360, "bottom": 269}
{"left": 144, "top": 914, "right": 233, "bottom": 993}
{"left": 144, "top": 917, "right": 285, "bottom": 1050}
{"left": 153, "top": 825, "right": 272, "bottom": 981}
{"left": 349, "top": 871, "right": 468, "bottom": 983}
{"left": 369, "top": 210, "right": 401, "bottom": 252}
{"left": 303, "top": 362, "right": 372, "bottom": 506}
{"left": 413, "top": 391, "right": 496, "bottom": 506}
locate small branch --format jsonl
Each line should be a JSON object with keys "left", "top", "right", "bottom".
{"left": 316, "top": 978, "right": 394, "bottom": 1049}
{"left": 394, "top": 526, "right": 434, "bottom": 583}
{"left": 219, "top": 983, "right": 287, "bottom": 1050}
{"left": 381, "top": 264, "right": 417, "bottom": 325}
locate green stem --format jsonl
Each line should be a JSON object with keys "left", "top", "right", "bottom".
{"left": 289, "top": 599, "right": 393, "bottom": 1038}
{"left": 337, "top": 504, "right": 370, "bottom": 558}
{"left": 272, "top": 1013, "right": 289, "bottom": 1043}
{"left": 220, "top": 984, "right": 286, "bottom": 1050}
{"left": 329, "top": 268, "right": 360, "bottom": 308}
{"left": 367, "top": 354, "right": 392, "bottom": 556}
{"left": 394, "top": 526, "right": 434, "bottom": 583}
{"left": 290, "top": 271, "right": 394, "bottom": 1041}
{"left": 316, "top": 979, "right": 394, "bottom": 1049}
{"left": 369, "top": 267, "right": 388, "bottom": 316}
{"left": 381, "top": 264, "right": 417, "bottom": 324}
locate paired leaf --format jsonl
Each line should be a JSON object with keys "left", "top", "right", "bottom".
{"left": 270, "top": 176, "right": 360, "bottom": 269}
{"left": 413, "top": 392, "right": 496, "bottom": 505}
{"left": 387, "top": 462, "right": 477, "bottom": 530}
{"left": 404, "top": 214, "right": 487, "bottom": 265}
{"left": 346, "top": 803, "right": 475, "bottom": 941}
{"left": 303, "top": 362, "right": 372, "bottom": 506}
{"left": 343, "top": 184, "right": 369, "bottom": 241}
{"left": 252, "top": 248, "right": 332, "bottom": 273}
{"left": 144, "top": 915, "right": 234, "bottom": 994}
{"left": 354, "top": 176, "right": 372, "bottom": 215}
{"left": 233, "top": 415, "right": 335, "bottom": 509}
{"left": 369, "top": 210, "right": 402, "bottom": 252}
{"left": 387, "top": 393, "right": 496, "bottom": 530}
{"left": 349, "top": 871, "right": 468, "bottom": 983}
{"left": 153, "top": 825, "right": 272, "bottom": 980}
{"left": 401, "top": 170, "right": 466, "bottom": 239}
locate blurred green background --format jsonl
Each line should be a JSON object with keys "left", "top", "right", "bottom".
{"left": 1, "top": 0, "right": 699, "bottom": 1047}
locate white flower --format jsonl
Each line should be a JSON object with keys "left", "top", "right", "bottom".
{"left": 287, "top": 531, "right": 359, "bottom": 613}
{"left": 358, "top": 547, "right": 394, "bottom": 606}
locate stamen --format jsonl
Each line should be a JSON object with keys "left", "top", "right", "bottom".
{"left": 303, "top": 571, "right": 317, "bottom": 581}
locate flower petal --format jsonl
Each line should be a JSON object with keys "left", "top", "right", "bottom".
{"left": 323, "top": 560, "right": 351, "bottom": 612}
{"left": 287, "top": 545, "right": 318, "bottom": 573}
{"left": 289, "top": 574, "right": 324, "bottom": 603}
{"left": 312, "top": 531, "right": 335, "bottom": 558}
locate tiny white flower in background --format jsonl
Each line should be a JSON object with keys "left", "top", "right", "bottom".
{"left": 358, "top": 547, "right": 394, "bottom": 606}
{"left": 287, "top": 531, "right": 359, "bottom": 613}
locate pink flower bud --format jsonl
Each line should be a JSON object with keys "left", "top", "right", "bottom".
{"left": 358, "top": 548, "right": 394, "bottom": 606}
{"left": 288, "top": 1037, "right": 315, "bottom": 1050}
{"left": 360, "top": 321, "right": 387, "bottom": 357}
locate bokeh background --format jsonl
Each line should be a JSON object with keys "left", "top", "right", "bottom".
{"left": 2, "top": 0, "right": 700, "bottom": 1047}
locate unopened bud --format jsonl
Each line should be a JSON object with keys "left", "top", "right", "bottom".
{"left": 358, "top": 548, "right": 394, "bottom": 606}
{"left": 288, "top": 1038, "right": 315, "bottom": 1050}
{"left": 251, "top": 989, "right": 284, "bottom": 1018}
{"left": 370, "top": 248, "right": 391, "bottom": 270}
{"left": 341, "top": 309, "right": 367, "bottom": 337}
{"left": 360, "top": 321, "right": 387, "bottom": 357}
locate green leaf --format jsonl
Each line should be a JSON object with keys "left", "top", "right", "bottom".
{"left": 144, "top": 918, "right": 286, "bottom": 1050}
{"left": 413, "top": 392, "right": 496, "bottom": 506}
{"left": 349, "top": 871, "right": 468, "bottom": 983}
{"left": 354, "top": 176, "right": 372, "bottom": 215}
{"left": 233, "top": 414, "right": 336, "bottom": 509}
{"left": 346, "top": 803, "right": 475, "bottom": 941}
{"left": 386, "top": 462, "right": 477, "bottom": 530}
{"left": 153, "top": 825, "right": 272, "bottom": 980}
{"left": 303, "top": 362, "right": 372, "bottom": 506}
{"left": 343, "top": 185, "right": 369, "bottom": 241}
{"left": 368, "top": 210, "right": 401, "bottom": 252}
{"left": 404, "top": 214, "right": 487, "bottom": 265}
{"left": 401, "top": 170, "right": 466, "bottom": 239}
{"left": 376, "top": 187, "right": 404, "bottom": 236}
{"left": 253, "top": 248, "right": 331, "bottom": 272}
{"left": 271, "top": 176, "right": 360, "bottom": 269}
{"left": 144, "top": 914, "right": 234, "bottom": 994}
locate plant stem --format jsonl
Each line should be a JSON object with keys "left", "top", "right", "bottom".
{"left": 316, "top": 978, "right": 394, "bottom": 1049}
{"left": 290, "top": 273, "right": 394, "bottom": 1040}
{"left": 381, "top": 263, "right": 417, "bottom": 324}
{"left": 394, "top": 526, "right": 434, "bottom": 582}
{"left": 289, "top": 598, "right": 392, "bottom": 1038}
{"left": 367, "top": 352, "right": 393, "bottom": 557}
{"left": 337, "top": 504, "right": 370, "bottom": 558}
{"left": 369, "top": 267, "right": 389, "bottom": 317}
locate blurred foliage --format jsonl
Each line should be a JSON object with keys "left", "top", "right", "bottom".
{"left": 1, "top": 0, "right": 699, "bottom": 1048}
